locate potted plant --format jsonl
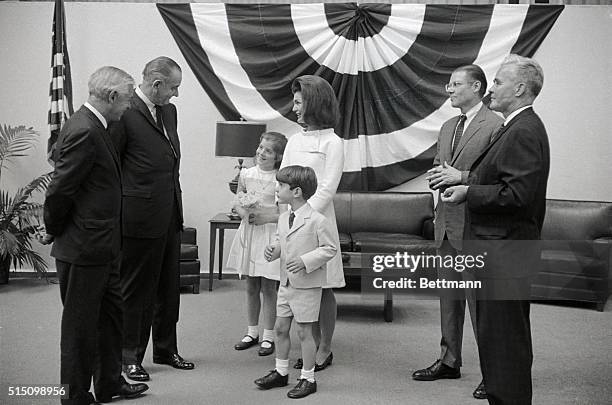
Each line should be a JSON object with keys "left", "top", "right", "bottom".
{"left": 0, "top": 124, "right": 52, "bottom": 284}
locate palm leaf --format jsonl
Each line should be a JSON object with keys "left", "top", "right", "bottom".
{"left": 0, "top": 124, "right": 50, "bottom": 277}
{"left": 2, "top": 173, "right": 52, "bottom": 226}
{"left": 0, "top": 125, "right": 39, "bottom": 171}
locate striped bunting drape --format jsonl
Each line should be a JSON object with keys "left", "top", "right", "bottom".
{"left": 48, "top": 0, "right": 74, "bottom": 162}
{"left": 158, "top": 3, "right": 563, "bottom": 191}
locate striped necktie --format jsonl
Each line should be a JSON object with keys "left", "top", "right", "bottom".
{"left": 451, "top": 114, "right": 467, "bottom": 155}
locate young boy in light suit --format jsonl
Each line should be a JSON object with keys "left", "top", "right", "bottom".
{"left": 255, "top": 165, "right": 337, "bottom": 399}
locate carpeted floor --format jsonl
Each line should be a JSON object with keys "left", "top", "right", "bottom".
{"left": 1, "top": 277, "right": 611, "bottom": 405}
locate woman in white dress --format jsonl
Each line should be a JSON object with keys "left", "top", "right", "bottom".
{"left": 280, "top": 75, "right": 344, "bottom": 370}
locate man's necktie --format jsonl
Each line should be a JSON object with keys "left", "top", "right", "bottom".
{"left": 289, "top": 212, "right": 295, "bottom": 229}
{"left": 451, "top": 114, "right": 467, "bottom": 155}
{"left": 154, "top": 105, "right": 164, "bottom": 132}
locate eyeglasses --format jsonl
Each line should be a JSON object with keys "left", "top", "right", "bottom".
{"left": 445, "top": 81, "right": 474, "bottom": 92}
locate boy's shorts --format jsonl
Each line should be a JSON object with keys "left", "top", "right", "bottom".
{"left": 276, "top": 283, "right": 322, "bottom": 323}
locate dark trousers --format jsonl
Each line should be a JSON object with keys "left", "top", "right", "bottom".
{"left": 476, "top": 294, "right": 533, "bottom": 405}
{"left": 57, "top": 259, "right": 123, "bottom": 405}
{"left": 120, "top": 212, "right": 181, "bottom": 365}
{"left": 438, "top": 238, "right": 478, "bottom": 369}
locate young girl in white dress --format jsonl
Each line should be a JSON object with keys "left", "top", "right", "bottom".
{"left": 227, "top": 132, "right": 287, "bottom": 356}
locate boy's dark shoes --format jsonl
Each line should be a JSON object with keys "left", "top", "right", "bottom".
{"left": 257, "top": 340, "right": 275, "bottom": 356}
{"left": 234, "top": 335, "right": 258, "bottom": 350}
{"left": 287, "top": 379, "right": 317, "bottom": 399}
{"left": 254, "top": 370, "right": 288, "bottom": 389}
{"left": 293, "top": 358, "right": 303, "bottom": 369}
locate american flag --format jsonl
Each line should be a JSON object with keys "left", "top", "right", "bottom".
{"left": 158, "top": 3, "right": 562, "bottom": 191}
{"left": 48, "top": 0, "right": 73, "bottom": 163}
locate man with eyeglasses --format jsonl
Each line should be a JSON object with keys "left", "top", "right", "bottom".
{"left": 416, "top": 64, "right": 502, "bottom": 400}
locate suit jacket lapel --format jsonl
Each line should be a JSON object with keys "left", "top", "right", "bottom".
{"left": 470, "top": 108, "right": 532, "bottom": 170}
{"left": 80, "top": 107, "right": 121, "bottom": 175}
{"left": 450, "top": 106, "right": 487, "bottom": 166}
{"left": 160, "top": 106, "right": 180, "bottom": 159}
{"left": 286, "top": 206, "right": 311, "bottom": 237}
{"left": 440, "top": 117, "right": 456, "bottom": 164}
{"left": 132, "top": 92, "right": 159, "bottom": 132}
{"left": 132, "top": 92, "right": 179, "bottom": 158}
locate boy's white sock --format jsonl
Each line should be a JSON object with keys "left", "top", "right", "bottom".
{"left": 242, "top": 325, "right": 259, "bottom": 342}
{"left": 301, "top": 367, "right": 315, "bottom": 383}
{"left": 261, "top": 329, "right": 274, "bottom": 348}
{"left": 275, "top": 358, "right": 289, "bottom": 376}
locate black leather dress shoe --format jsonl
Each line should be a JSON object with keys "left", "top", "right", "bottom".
{"left": 257, "top": 340, "right": 275, "bottom": 356}
{"left": 254, "top": 370, "right": 289, "bottom": 390}
{"left": 153, "top": 353, "right": 195, "bottom": 370}
{"left": 412, "top": 359, "right": 461, "bottom": 381}
{"left": 97, "top": 381, "right": 149, "bottom": 403}
{"left": 473, "top": 380, "right": 487, "bottom": 399}
{"left": 314, "top": 352, "right": 333, "bottom": 372}
{"left": 123, "top": 364, "right": 150, "bottom": 381}
{"left": 287, "top": 379, "right": 317, "bottom": 399}
{"left": 234, "top": 335, "right": 259, "bottom": 350}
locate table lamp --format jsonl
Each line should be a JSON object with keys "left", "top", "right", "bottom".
{"left": 215, "top": 121, "right": 266, "bottom": 194}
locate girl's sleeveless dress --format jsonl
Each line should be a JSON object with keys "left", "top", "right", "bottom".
{"left": 226, "top": 166, "right": 280, "bottom": 280}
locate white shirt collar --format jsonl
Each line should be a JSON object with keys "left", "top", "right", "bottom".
{"left": 84, "top": 102, "right": 107, "bottom": 129}
{"left": 503, "top": 105, "right": 532, "bottom": 127}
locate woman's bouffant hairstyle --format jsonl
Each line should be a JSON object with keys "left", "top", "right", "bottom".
{"left": 291, "top": 75, "right": 340, "bottom": 129}
{"left": 276, "top": 165, "right": 318, "bottom": 201}
{"left": 258, "top": 131, "right": 288, "bottom": 169}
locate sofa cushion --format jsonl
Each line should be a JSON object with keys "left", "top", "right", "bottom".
{"left": 338, "top": 232, "right": 353, "bottom": 252}
{"left": 353, "top": 233, "right": 436, "bottom": 254}
{"left": 181, "top": 227, "right": 197, "bottom": 245}
{"left": 541, "top": 199, "right": 612, "bottom": 241}
{"left": 180, "top": 243, "right": 198, "bottom": 260}
{"left": 333, "top": 191, "right": 434, "bottom": 236}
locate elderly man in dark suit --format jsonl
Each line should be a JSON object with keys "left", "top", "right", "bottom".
{"left": 42, "top": 66, "right": 148, "bottom": 404}
{"left": 415, "top": 65, "right": 502, "bottom": 400}
{"left": 111, "top": 56, "right": 193, "bottom": 382}
{"left": 442, "top": 54, "right": 550, "bottom": 405}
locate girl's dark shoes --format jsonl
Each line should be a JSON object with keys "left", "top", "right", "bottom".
{"left": 234, "top": 335, "right": 258, "bottom": 350}
{"left": 257, "top": 340, "right": 275, "bottom": 356}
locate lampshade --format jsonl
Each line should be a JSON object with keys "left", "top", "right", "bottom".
{"left": 215, "top": 121, "right": 266, "bottom": 158}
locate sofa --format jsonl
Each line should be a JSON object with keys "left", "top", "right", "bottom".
{"left": 180, "top": 227, "right": 201, "bottom": 294}
{"left": 333, "top": 191, "right": 436, "bottom": 254}
{"left": 333, "top": 191, "right": 436, "bottom": 321}
{"left": 532, "top": 199, "right": 612, "bottom": 311}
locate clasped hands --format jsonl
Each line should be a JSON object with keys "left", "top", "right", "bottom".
{"left": 263, "top": 244, "right": 306, "bottom": 273}
{"left": 34, "top": 225, "right": 54, "bottom": 245}
{"left": 426, "top": 161, "right": 462, "bottom": 190}
{"left": 426, "top": 161, "right": 468, "bottom": 203}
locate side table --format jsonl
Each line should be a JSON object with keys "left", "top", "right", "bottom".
{"left": 208, "top": 213, "right": 241, "bottom": 291}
